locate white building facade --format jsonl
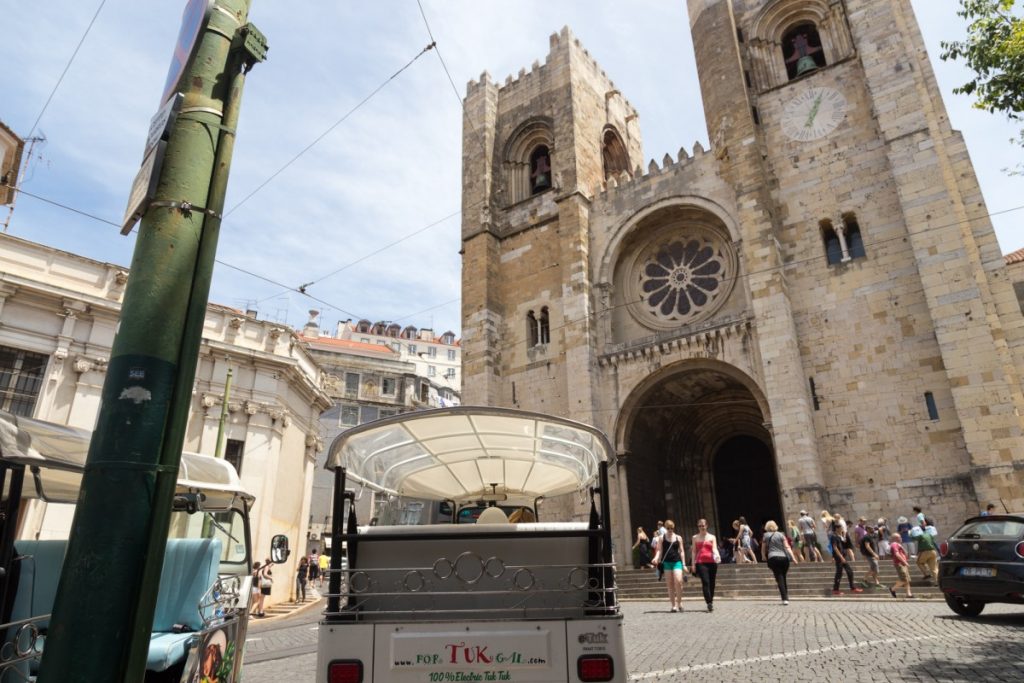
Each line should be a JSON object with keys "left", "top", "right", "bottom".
{"left": 0, "top": 232, "right": 332, "bottom": 605}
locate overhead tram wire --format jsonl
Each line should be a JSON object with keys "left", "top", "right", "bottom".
{"left": 415, "top": 0, "right": 491, "bottom": 163}
{"left": 223, "top": 40, "right": 437, "bottom": 219}
{"left": 261, "top": 2, "right": 488, "bottom": 304}
{"left": 27, "top": 0, "right": 108, "bottom": 139}
{"left": 9, "top": 182, "right": 1024, "bottom": 353}
{"left": 260, "top": 205, "right": 465, "bottom": 305}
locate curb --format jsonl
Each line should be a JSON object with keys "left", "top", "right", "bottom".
{"left": 257, "top": 593, "right": 326, "bottom": 623}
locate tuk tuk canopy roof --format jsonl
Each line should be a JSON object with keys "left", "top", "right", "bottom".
{"left": 0, "top": 411, "right": 254, "bottom": 505}
{"left": 325, "top": 407, "right": 614, "bottom": 502}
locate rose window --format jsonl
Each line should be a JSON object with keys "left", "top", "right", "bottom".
{"left": 625, "top": 226, "right": 736, "bottom": 329}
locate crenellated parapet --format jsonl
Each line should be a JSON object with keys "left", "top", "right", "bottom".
{"left": 596, "top": 140, "right": 716, "bottom": 200}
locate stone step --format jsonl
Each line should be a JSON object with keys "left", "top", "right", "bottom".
{"left": 613, "top": 563, "right": 942, "bottom": 600}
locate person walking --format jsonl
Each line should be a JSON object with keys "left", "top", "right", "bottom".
{"left": 652, "top": 522, "right": 665, "bottom": 580}
{"left": 735, "top": 517, "right": 757, "bottom": 563}
{"left": 876, "top": 518, "right": 891, "bottom": 557}
{"left": 254, "top": 559, "right": 273, "bottom": 617}
{"left": 859, "top": 525, "right": 883, "bottom": 588}
{"left": 834, "top": 514, "right": 856, "bottom": 561}
{"left": 786, "top": 520, "right": 802, "bottom": 564}
{"left": 897, "top": 515, "right": 915, "bottom": 556}
{"left": 318, "top": 550, "right": 330, "bottom": 588}
{"left": 797, "top": 510, "right": 818, "bottom": 562}
{"left": 633, "top": 526, "right": 653, "bottom": 568}
{"left": 308, "top": 549, "right": 320, "bottom": 587}
{"left": 830, "top": 525, "right": 863, "bottom": 596}
{"left": 652, "top": 520, "right": 686, "bottom": 612}
{"left": 297, "top": 556, "right": 309, "bottom": 602}
{"left": 762, "top": 520, "right": 797, "bottom": 605}
{"left": 690, "top": 518, "right": 721, "bottom": 612}
{"left": 911, "top": 518, "right": 939, "bottom": 583}
{"left": 888, "top": 533, "right": 914, "bottom": 599}
{"left": 251, "top": 561, "right": 264, "bottom": 617}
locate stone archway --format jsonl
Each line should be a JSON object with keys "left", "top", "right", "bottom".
{"left": 620, "top": 361, "right": 783, "bottom": 541}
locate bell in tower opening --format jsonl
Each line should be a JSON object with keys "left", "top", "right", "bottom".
{"left": 529, "top": 145, "right": 552, "bottom": 194}
{"left": 783, "top": 23, "right": 826, "bottom": 80}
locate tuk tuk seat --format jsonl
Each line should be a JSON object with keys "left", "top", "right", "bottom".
{"left": 146, "top": 538, "right": 223, "bottom": 672}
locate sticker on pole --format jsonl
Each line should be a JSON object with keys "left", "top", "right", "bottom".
{"left": 161, "top": 0, "right": 213, "bottom": 105}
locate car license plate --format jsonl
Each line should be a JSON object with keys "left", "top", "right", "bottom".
{"left": 960, "top": 567, "right": 996, "bottom": 577}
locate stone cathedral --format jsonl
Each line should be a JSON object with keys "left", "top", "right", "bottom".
{"left": 459, "top": 0, "right": 1024, "bottom": 558}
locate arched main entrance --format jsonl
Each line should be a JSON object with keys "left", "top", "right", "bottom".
{"left": 621, "top": 362, "right": 783, "bottom": 540}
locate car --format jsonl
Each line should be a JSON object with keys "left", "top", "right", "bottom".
{"left": 938, "top": 513, "right": 1024, "bottom": 617}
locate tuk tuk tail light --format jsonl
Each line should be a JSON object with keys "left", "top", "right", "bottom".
{"left": 328, "top": 659, "right": 363, "bottom": 683}
{"left": 1015, "top": 541, "right": 1024, "bottom": 559}
{"left": 578, "top": 654, "right": 614, "bottom": 682}
{"left": 939, "top": 542, "right": 949, "bottom": 558}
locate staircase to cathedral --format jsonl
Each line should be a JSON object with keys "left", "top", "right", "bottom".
{"left": 616, "top": 560, "right": 943, "bottom": 600}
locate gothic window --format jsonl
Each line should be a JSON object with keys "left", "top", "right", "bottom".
{"left": 527, "top": 310, "right": 538, "bottom": 347}
{"left": 602, "top": 128, "right": 630, "bottom": 180}
{"left": 529, "top": 145, "right": 552, "bottom": 194}
{"left": 782, "top": 23, "right": 827, "bottom": 80}
{"left": 503, "top": 119, "right": 554, "bottom": 204}
{"left": 821, "top": 219, "right": 843, "bottom": 265}
{"left": 539, "top": 307, "right": 550, "bottom": 344}
{"left": 843, "top": 213, "right": 866, "bottom": 259}
{"left": 747, "top": 0, "right": 855, "bottom": 91}
{"left": 822, "top": 214, "right": 867, "bottom": 266}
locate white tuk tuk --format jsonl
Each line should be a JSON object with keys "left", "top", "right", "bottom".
{"left": 0, "top": 410, "right": 289, "bottom": 682}
{"left": 317, "top": 407, "right": 626, "bottom": 683}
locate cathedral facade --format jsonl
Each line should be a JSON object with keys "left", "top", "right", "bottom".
{"left": 459, "top": 0, "right": 1024, "bottom": 558}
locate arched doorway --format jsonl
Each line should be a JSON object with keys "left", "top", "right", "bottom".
{"left": 712, "top": 435, "right": 782, "bottom": 540}
{"left": 621, "top": 362, "right": 783, "bottom": 540}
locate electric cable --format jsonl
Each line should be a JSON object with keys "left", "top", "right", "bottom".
{"left": 7, "top": 182, "right": 1024, "bottom": 352}
{"left": 224, "top": 41, "right": 436, "bottom": 218}
{"left": 27, "top": 0, "right": 108, "bottom": 139}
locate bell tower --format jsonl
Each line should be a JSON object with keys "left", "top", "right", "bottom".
{"left": 460, "top": 27, "right": 642, "bottom": 421}
{"left": 688, "top": 0, "right": 1024, "bottom": 514}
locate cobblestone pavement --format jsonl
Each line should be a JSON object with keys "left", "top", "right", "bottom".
{"left": 240, "top": 600, "right": 1024, "bottom": 682}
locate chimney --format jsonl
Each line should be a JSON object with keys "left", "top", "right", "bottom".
{"left": 303, "top": 309, "right": 320, "bottom": 339}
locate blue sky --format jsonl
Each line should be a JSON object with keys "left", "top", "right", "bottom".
{"left": 2, "top": 1, "right": 1021, "bottom": 337}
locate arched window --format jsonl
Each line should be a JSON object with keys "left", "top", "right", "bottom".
{"left": 539, "top": 307, "right": 550, "bottom": 345}
{"left": 503, "top": 119, "right": 554, "bottom": 205}
{"left": 386, "top": 323, "right": 401, "bottom": 338}
{"left": 602, "top": 128, "right": 630, "bottom": 180}
{"left": 782, "top": 23, "right": 827, "bottom": 80}
{"left": 526, "top": 311, "right": 538, "bottom": 347}
{"left": 401, "top": 325, "right": 417, "bottom": 340}
{"left": 529, "top": 145, "right": 552, "bottom": 195}
{"left": 820, "top": 219, "right": 843, "bottom": 265}
{"left": 371, "top": 321, "right": 386, "bottom": 335}
{"left": 843, "top": 213, "right": 866, "bottom": 259}
{"left": 356, "top": 320, "right": 372, "bottom": 333}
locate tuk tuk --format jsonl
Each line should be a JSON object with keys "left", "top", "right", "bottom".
{"left": 317, "top": 406, "right": 626, "bottom": 683}
{"left": 0, "top": 410, "right": 288, "bottom": 682}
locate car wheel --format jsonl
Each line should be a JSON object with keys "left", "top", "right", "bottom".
{"left": 944, "top": 594, "right": 985, "bottom": 617}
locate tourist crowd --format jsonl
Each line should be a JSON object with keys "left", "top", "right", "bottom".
{"left": 632, "top": 504, "right": 950, "bottom": 612}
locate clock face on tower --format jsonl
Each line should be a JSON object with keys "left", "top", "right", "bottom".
{"left": 781, "top": 86, "right": 848, "bottom": 142}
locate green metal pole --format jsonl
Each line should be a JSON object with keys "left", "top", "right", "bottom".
{"left": 38, "top": 2, "right": 260, "bottom": 681}
{"left": 215, "top": 366, "right": 234, "bottom": 458}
